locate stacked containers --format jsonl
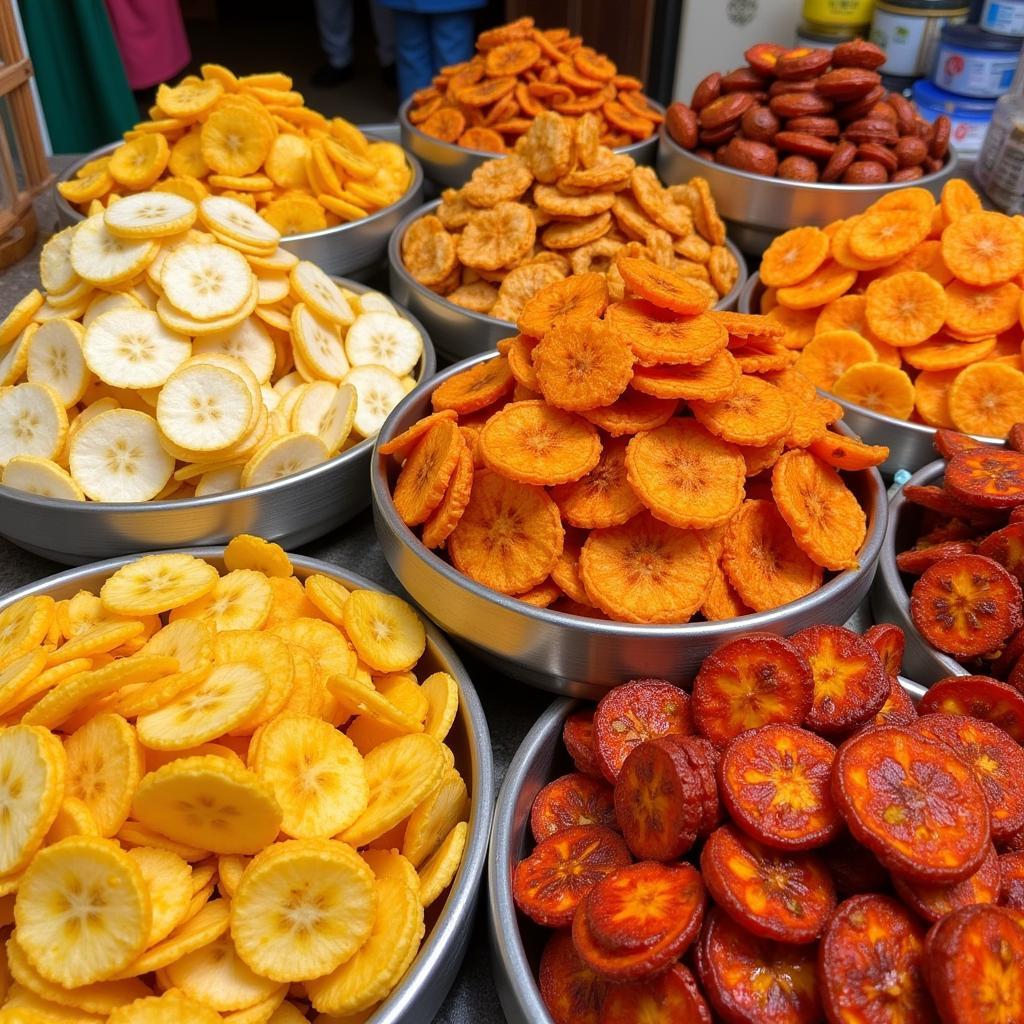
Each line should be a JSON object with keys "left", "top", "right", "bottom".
{"left": 798, "top": 0, "right": 876, "bottom": 46}
{"left": 975, "top": 56, "right": 1024, "bottom": 209}
{"left": 870, "top": 0, "right": 969, "bottom": 81}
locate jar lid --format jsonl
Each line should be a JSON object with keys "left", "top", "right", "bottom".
{"left": 913, "top": 77, "right": 1001, "bottom": 112}
{"left": 876, "top": 0, "right": 969, "bottom": 12}
{"left": 940, "top": 23, "right": 1024, "bottom": 49}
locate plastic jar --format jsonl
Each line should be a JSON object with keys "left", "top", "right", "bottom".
{"left": 932, "top": 24, "right": 1022, "bottom": 97}
{"left": 795, "top": 20, "right": 870, "bottom": 47}
{"left": 975, "top": 56, "right": 1024, "bottom": 210}
{"left": 981, "top": 0, "right": 1024, "bottom": 37}
{"left": 870, "top": 0, "right": 969, "bottom": 76}
{"left": 803, "top": 0, "right": 877, "bottom": 26}
{"left": 913, "top": 78, "right": 997, "bottom": 155}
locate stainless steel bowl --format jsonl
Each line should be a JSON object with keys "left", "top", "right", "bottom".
{"left": 739, "top": 272, "right": 1004, "bottom": 478}
{"left": 371, "top": 351, "right": 889, "bottom": 698}
{"left": 871, "top": 459, "right": 968, "bottom": 685}
{"left": 399, "top": 97, "right": 662, "bottom": 191}
{"left": 657, "top": 126, "right": 960, "bottom": 256}
{"left": 0, "top": 548, "right": 493, "bottom": 1024}
{"left": 488, "top": 675, "right": 927, "bottom": 1024}
{"left": 53, "top": 131, "right": 425, "bottom": 279}
{"left": 0, "top": 279, "right": 436, "bottom": 565}
{"left": 388, "top": 199, "right": 749, "bottom": 362}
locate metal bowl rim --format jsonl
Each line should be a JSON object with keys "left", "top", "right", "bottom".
{"left": 398, "top": 96, "right": 664, "bottom": 162}
{"left": 658, "top": 123, "right": 959, "bottom": 192}
{"left": 388, "top": 198, "right": 749, "bottom": 333}
{"left": 372, "top": 349, "right": 888, "bottom": 639}
{"left": 0, "top": 276, "right": 436, "bottom": 515}
{"left": 0, "top": 546, "right": 494, "bottom": 1024}
{"left": 53, "top": 129, "right": 424, "bottom": 243}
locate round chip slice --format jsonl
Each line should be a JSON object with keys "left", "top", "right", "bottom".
{"left": 101, "top": 553, "right": 218, "bottom": 615}
{"left": 0, "top": 382, "right": 68, "bottom": 467}
{"left": 346, "top": 365, "right": 405, "bottom": 438}
{"left": 239, "top": 432, "right": 329, "bottom": 487}
{"left": 161, "top": 244, "right": 254, "bottom": 322}
{"left": 344, "top": 313, "right": 422, "bottom": 377}
{"left": 127, "top": 846, "right": 192, "bottom": 946}
{"left": 70, "top": 215, "right": 158, "bottom": 287}
{"left": 342, "top": 590, "right": 426, "bottom": 673}
{"left": 2, "top": 456, "right": 84, "bottom": 501}
{"left": 157, "top": 362, "right": 252, "bottom": 451}
{"left": 199, "top": 196, "right": 281, "bottom": 250}
{"left": 83, "top": 309, "right": 191, "bottom": 389}
{"left": 26, "top": 319, "right": 89, "bottom": 408}
{"left": 192, "top": 318, "right": 275, "bottom": 385}
{"left": 104, "top": 191, "right": 197, "bottom": 239}
{"left": 291, "top": 260, "right": 354, "bottom": 326}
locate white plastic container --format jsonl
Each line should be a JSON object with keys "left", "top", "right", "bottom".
{"left": 932, "top": 24, "right": 1022, "bottom": 97}
{"left": 913, "top": 79, "right": 996, "bottom": 156}
{"left": 871, "top": 0, "right": 970, "bottom": 76}
{"left": 982, "top": 0, "right": 1024, "bottom": 37}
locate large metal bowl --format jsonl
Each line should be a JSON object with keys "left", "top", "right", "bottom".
{"left": 739, "top": 272, "right": 1004, "bottom": 478}
{"left": 488, "top": 676, "right": 927, "bottom": 1024}
{"left": 0, "top": 278, "right": 436, "bottom": 565}
{"left": 53, "top": 131, "right": 424, "bottom": 279}
{"left": 0, "top": 548, "right": 493, "bottom": 1024}
{"left": 871, "top": 459, "right": 968, "bottom": 685}
{"left": 371, "top": 351, "right": 888, "bottom": 698}
{"left": 658, "top": 126, "right": 959, "bottom": 256}
{"left": 388, "top": 199, "right": 749, "bottom": 362}
{"left": 399, "top": 97, "right": 662, "bottom": 191}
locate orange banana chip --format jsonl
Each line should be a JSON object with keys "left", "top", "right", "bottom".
{"left": 865, "top": 271, "right": 947, "bottom": 348}
{"left": 392, "top": 419, "right": 464, "bottom": 526}
{"left": 579, "top": 389, "right": 678, "bottom": 437}
{"left": 422, "top": 443, "right": 475, "bottom": 549}
{"left": 807, "top": 430, "right": 889, "bottom": 471}
{"left": 942, "top": 211, "right": 1024, "bottom": 286}
{"left": 690, "top": 376, "right": 794, "bottom": 447}
{"left": 533, "top": 321, "right": 635, "bottom": 411}
{"left": 615, "top": 256, "right": 711, "bottom": 315}
{"left": 606, "top": 301, "right": 728, "bottom": 366}
{"left": 760, "top": 227, "right": 830, "bottom": 289}
{"left": 431, "top": 357, "right": 514, "bottom": 414}
{"left": 775, "top": 262, "right": 857, "bottom": 311}
{"left": 517, "top": 272, "right": 608, "bottom": 338}
{"left": 630, "top": 350, "right": 740, "bottom": 401}
{"left": 549, "top": 437, "right": 644, "bottom": 529}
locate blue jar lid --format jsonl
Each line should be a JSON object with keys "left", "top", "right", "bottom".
{"left": 913, "top": 77, "right": 1000, "bottom": 113}
{"left": 940, "top": 23, "right": 1024, "bottom": 50}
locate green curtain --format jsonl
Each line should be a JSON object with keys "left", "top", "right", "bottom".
{"left": 18, "top": 0, "right": 138, "bottom": 154}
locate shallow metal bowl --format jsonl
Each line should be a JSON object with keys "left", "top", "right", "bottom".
{"left": 388, "top": 199, "right": 748, "bottom": 362}
{"left": 53, "top": 132, "right": 424, "bottom": 279}
{"left": 488, "top": 676, "right": 927, "bottom": 1024}
{"left": 399, "top": 97, "right": 662, "bottom": 191}
{"left": 371, "top": 350, "right": 888, "bottom": 698}
{"left": 0, "top": 279, "right": 436, "bottom": 565}
{"left": 0, "top": 548, "right": 493, "bottom": 1024}
{"left": 739, "top": 272, "right": 1004, "bottom": 478}
{"left": 871, "top": 459, "right": 968, "bottom": 685}
{"left": 657, "top": 127, "right": 959, "bottom": 256}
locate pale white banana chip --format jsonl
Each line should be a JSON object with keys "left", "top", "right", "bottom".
{"left": 291, "top": 380, "right": 336, "bottom": 435}
{"left": 192, "top": 317, "right": 276, "bottom": 384}
{"left": 290, "top": 260, "right": 354, "bottom": 326}
{"left": 255, "top": 274, "right": 289, "bottom": 306}
{"left": 291, "top": 303, "right": 349, "bottom": 381}
{"left": 195, "top": 463, "right": 244, "bottom": 496}
{"left": 155, "top": 286, "right": 257, "bottom": 336}
{"left": 344, "top": 312, "right": 422, "bottom": 377}
{"left": 344, "top": 365, "right": 405, "bottom": 438}
{"left": 104, "top": 190, "right": 197, "bottom": 239}
{"left": 246, "top": 246, "right": 298, "bottom": 273}
{"left": 0, "top": 324, "right": 35, "bottom": 386}
{"left": 161, "top": 243, "right": 254, "bottom": 321}
{"left": 26, "top": 319, "right": 90, "bottom": 407}
{"left": 70, "top": 214, "right": 158, "bottom": 286}
{"left": 157, "top": 363, "right": 253, "bottom": 451}
{"left": 199, "top": 195, "right": 281, "bottom": 249}
{"left": 2, "top": 455, "right": 85, "bottom": 500}
{"left": 0, "top": 382, "right": 68, "bottom": 466}
{"left": 354, "top": 291, "right": 397, "bottom": 316}
{"left": 83, "top": 308, "right": 191, "bottom": 390}
{"left": 82, "top": 290, "right": 143, "bottom": 328}
{"left": 319, "top": 382, "right": 357, "bottom": 455}
{"left": 240, "top": 432, "right": 328, "bottom": 487}
{"left": 39, "top": 226, "right": 79, "bottom": 295}
{"left": 272, "top": 371, "right": 303, "bottom": 397}
{"left": 46, "top": 276, "right": 94, "bottom": 310}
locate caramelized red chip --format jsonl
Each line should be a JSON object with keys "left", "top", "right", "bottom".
{"left": 977, "top": 523, "right": 1024, "bottom": 583}
{"left": 691, "top": 634, "right": 813, "bottom": 746}
{"left": 945, "top": 449, "right": 1024, "bottom": 510}
{"left": 720, "top": 724, "right": 841, "bottom": 851}
{"left": 530, "top": 772, "right": 618, "bottom": 843}
{"left": 821, "top": 830, "right": 890, "bottom": 896}
{"left": 563, "top": 710, "right": 601, "bottom": 777}
{"left": 700, "top": 824, "right": 836, "bottom": 944}
{"left": 872, "top": 676, "right": 919, "bottom": 728}
{"left": 910, "top": 554, "right": 1023, "bottom": 659}
{"left": 572, "top": 861, "right": 706, "bottom": 982}
{"left": 901, "top": 485, "right": 998, "bottom": 527}
{"left": 791, "top": 625, "right": 888, "bottom": 734}
{"left": 833, "top": 725, "right": 991, "bottom": 883}
{"left": 999, "top": 850, "right": 1024, "bottom": 907}
{"left": 919, "top": 675, "right": 1024, "bottom": 743}
{"left": 696, "top": 907, "right": 821, "bottom": 1024}
{"left": 539, "top": 928, "right": 607, "bottom": 1024}
{"left": 864, "top": 622, "right": 905, "bottom": 678}
{"left": 934, "top": 428, "right": 992, "bottom": 461}
{"left": 592, "top": 678, "right": 692, "bottom": 782}
{"left": 512, "top": 824, "right": 631, "bottom": 927}
{"left": 896, "top": 541, "right": 978, "bottom": 575}
{"left": 913, "top": 712, "right": 1024, "bottom": 840}
{"left": 924, "top": 905, "right": 1024, "bottom": 1024}
{"left": 599, "top": 963, "right": 711, "bottom": 1024}
{"left": 819, "top": 895, "right": 931, "bottom": 1024}
{"left": 892, "top": 841, "right": 1000, "bottom": 923}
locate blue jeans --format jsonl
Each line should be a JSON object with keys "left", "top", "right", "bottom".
{"left": 392, "top": 10, "right": 475, "bottom": 100}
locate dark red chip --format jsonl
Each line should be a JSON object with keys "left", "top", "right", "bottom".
{"left": 892, "top": 841, "right": 1001, "bottom": 922}
{"left": 696, "top": 907, "right": 821, "bottom": 1024}
{"left": 1007, "top": 423, "right": 1024, "bottom": 454}
{"left": 564, "top": 710, "right": 602, "bottom": 778}
{"left": 945, "top": 448, "right": 1024, "bottom": 510}
{"left": 593, "top": 679, "right": 692, "bottom": 782}
{"left": 864, "top": 622, "right": 905, "bottom": 678}
{"left": 999, "top": 850, "right": 1024, "bottom": 907}
{"left": 977, "top": 523, "right": 1024, "bottom": 584}
{"left": 820, "top": 830, "right": 890, "bottom": 896}
{"left": 819, "top": 895, "right": 931, "bottom": 1024}
{"left": 897, "top": 541, "right": 978, "bottom": 575}
{"left": 700, "top": 824, "right": 836, "bottom": 944}
{"left": 531, "top": 773, "right": 619, "bottom": 844}
{"left": 919, "top": 675, "right": 1024, "bottom": 743}
{"left": 871, "top": 676, "right": 919, "bottom": 728}
{"left": 539, "top": 928, "right": 607, "bottom": 1024}
{"left": 692, "top": 634, "right": 813, "bottom": 746}
{"left": 791, "top": 625, "right": 888, "bottom": 734}
{"left": 902, "top": 484, "right": 992, "bottom": 523}
{"left": 719, "top": 723, "right": 840, "bottom": 850}
{"left": 599, "top": 963, "right": 711, "bottom": 1024}
{"left": 934, "top": 428, "right": 993, "bottom": 460}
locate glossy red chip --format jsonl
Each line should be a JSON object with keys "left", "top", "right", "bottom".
{"left": 945, "top": 448, "right": 1024, "bottom": 509}
{"left": 531, "top": 773, "right": 619, "bottom": 844}
{"left": 592, "top": 679, "right": 692, "bottom": 782}
{"left": 564, "top": 710, "right": 602, "bottom": 778}
{"left": 999, "top": 850, "right": 1024, "bottom": 908}
{"left": 700, "top": 824, "right": 836, "bottom": 944}
{"left": 539, "top": 928, "right": 607, "bottom": 1024}
{"left": 892, "top": 841, "right": 1000, "bottom": 923}
{"left": 832, "top": 725, "right": 990, "bottom": 883}
{"left": 819, "top": 894, "right": 931, "bottom": 1024}
{"left": 864, "top": 622, "right": 905, "bottom": 678}
{"left": 977, "top": 523, "right": 1024, "bottom": 583}
{"left": 719, "top": 723, "right": 840, "bottom": 850}
{"left": 599, "top": 962, "right": 711, "bottom": 1024}
{"left": 934, "top": 429, "right": 992, "bottom": 460}
{"left": 870, "top": 676, "right": 919, "bottom": 728}
{"left": 897, "top": 541, "right": 977, "bottom": 575}
{"left": 919, "top": 675, "right": 1024, "bottom": 743}
{"left": 691, "top": 634, "right": 813, "bottom": 746}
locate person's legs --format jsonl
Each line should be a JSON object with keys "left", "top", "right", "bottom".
{"left": 392, "top": 11, "right": 434, "bottom": 101}
{"left": 428, "top": 11, "right": 477, "bottom": 75}
{"left": 370, "top": 1, "right": 396, "bottom": 70}
{"left": 313, "top": 0, "right": 354, "bottom": 84}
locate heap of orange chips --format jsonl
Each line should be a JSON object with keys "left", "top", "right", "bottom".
{"left": 407, "top": 17, "right": 661, "bottom": 153}
{"left": 58, "top": 65, "right": 413, "bottom": 234}
{"left": 759, "top": 180, "right": 1024, "bottom": 439}
{"left": 381, "top": 257, "right": 888, "bottom": 624}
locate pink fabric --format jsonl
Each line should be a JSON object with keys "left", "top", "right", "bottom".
{"left": 104, "top": 0, "right": 191, "bottom": 90}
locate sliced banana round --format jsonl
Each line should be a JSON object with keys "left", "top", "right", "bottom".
{"left": 246, "top": 246, "right": 298, "bottom": 273}
{"left": 318, "top": 383, "right": 357, "bottom": 455}
{"left": 0, "top": 382, "right": 68, "bottom": 466}
{"left": 291, "top": 303, "right": 349, "bottom": 381}
{"left": 195, "top": 463, "right": 244, "bottom": 497}
{"left": 344, "top": 365, "right": 405, "bottom": 438}
{"left": 26, "top": 319, "right": 90, "bottom": 407}
{"left": 0, "top": 323, "right": 36, "bottom": 386}
{"left": 260, "top": 382, "right": 280, "bottom": 412}
{"left": 240, "top": 432, "right": 328, "bottom": 488}
{"left": 104, "top": 190, "right": 197, "bottom": 239}
{"left": 0, "top": 290, "right": 43, "bottom": 346}
{"left": 272, "top": 370, "right": 303, "bottom": 397}
{"left": 69, "top": 408, "right": 174, "bottom": 502}
{"left": 39, "top": 227, "right": 79, "bottom": 296}
{"left": 83, "top": 308, "right": 191, "bottom": 389}
{"left": 192, "top": 317, "right": 276, "bottom": 384}
{"left": 344, "top": 312, "right": 422, "bottom": 377}
{"left": 82, "top": 292, "right": 144, "bottom": 328}
{"left": 255, "top": 273, "right": 289, "bottom": 306}
{"left": 185, "top": 352, "right": 263, "bottom": 434}
{"left": 46, "top": 276, "right": 94, "bottom": 310}
{"left": 157, "top": 362, "right": 253, "bottom": 451}
{"left": 2, "top": 456, "right": 85, "bottom": 500}
{"left": 354, "top": 291, "right": 397, "bottom": 316}
{"left": 199, "top": 196, "right": 281, "bottom": 250}
{"left": 290, "top": 261, "right": 354, "bottom": 326}
{"left": 161, "top": 243, "right": 254, "bottom": 322}
{"left": 70, "top": 214, "right": 159, "bottom": 286}
{"left": 291, "top": 380, "right": 336, "bottom": 435}
{"left": 156, "top": 287, "right": 257, "bottom": 336}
